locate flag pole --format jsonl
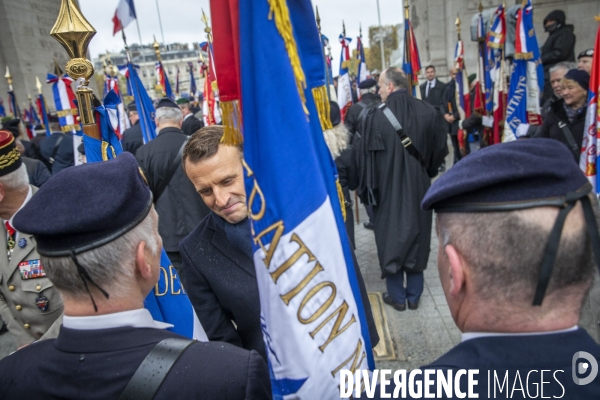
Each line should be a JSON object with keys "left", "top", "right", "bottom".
{"left": 135, "top": 19, "right": 143, "bottom": 47}
{"left": 404, "top": 0, "right": 413, "bottom": 97}
{"left": 316, "top": 6, "right": 331, "bottom": 101}
{"left": 154, "top": 0, "right": 166, "bottom": 46}
{"left": 50, "top": 0, "right": 100, "bottom": 140}
{"left": 376, "top": 0, "right": 385, "bottom": 70}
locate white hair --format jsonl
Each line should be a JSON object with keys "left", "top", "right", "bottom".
{"left": 0, "top": 163, "right": 29, "bottom": 190}
{"left": 359, "top": 87, "right": 377, "bottom": 95}
{"left": 322, "top": 123, "right": 350, "bottom": 159}
{"left": 155, "top": 106, "right": 183, "bottom": 125}
{"left": 41, "top": 209, "right": 161, "bottom": 300}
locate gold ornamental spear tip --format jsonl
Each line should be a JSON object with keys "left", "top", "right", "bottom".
{"left": 201, "top": 9, "right": 213, "bottom": 40}
{"left": 4, "top": 66, "right": 12, "bottom": 89}
{"left": 456, "top": 13, "right": 462, "bottom": 40}
{"left": 479, "top": 1, "right": 483, "bottom": 13}
{"left": 404, "top": 0, "right": 410, "bottom": 20}
{"left": 36, "top": 77, "right": 42, "bottom": 94}
{"left": 50, "top": 0, "right": 100, "bottom": 139}
{"left": 27, "top": 93, "right": 32, "bottom": 102}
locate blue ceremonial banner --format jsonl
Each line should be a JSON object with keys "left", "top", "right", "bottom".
{"left": 36, "top": 95, "right": 52, "bottom": 137}
{"left": 188, "top": 62, "right": 197, "bottom": 96}
{"left": 239, "top": 0, "right": 374, "bottom": 398}
{"left": 84, "top": 90, "right": 206, "bottom": 341}
{"left": 0, "top": 98, "right": 5, "bottom": 117}
{"left": 124, "top": 63, "right": 157, "bottom": 144}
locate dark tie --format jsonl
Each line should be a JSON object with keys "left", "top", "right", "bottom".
{"left": 427, "top": 82, "right": 432, "bottom": 98}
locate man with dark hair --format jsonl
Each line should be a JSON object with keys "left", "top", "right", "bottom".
{"left": 345, "top": 78, "right": 380, "bottom": 135}
{"left": 541, "top": 10, "right": 576, "bottom": 101}
{"left": 0, "top": 153, "right": 271, "bottom": 399}
{"left": 353, "top": 67, "right": 447, "bottom": 312}
{"left": 121, "top": 102, "right": 144, "bottom": 156}
{"left": 177, "top": 98, "right": 204, "bottom": 136}
{"left": 136, "top": 98, "right": 209, "bottom": 273}
{"left": 420, "top": 65, "right": 446, "bottom": 113}
{"left": 181, "top": 126, "right": 378, "bottom": 360}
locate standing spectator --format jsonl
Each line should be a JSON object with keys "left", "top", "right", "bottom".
{"left": 121, "top": 102, "right": 144, "bottom": 156}
{"left": 420, "top": 65, "right": 447, "bottom": 170}
{"left": 177, "top": 98, "right": 204, "bottom": 136}
{"left": 541, "top": 10, "right": 576, "bottom": 102}
{"left": 444, "top": 68, "right": 469, "bottom": 163}
{"left": 578, "top": 49, "right": 594, "bottom": 74}
{"left": 39, "top": 129, "right": 73, "bottom": 176}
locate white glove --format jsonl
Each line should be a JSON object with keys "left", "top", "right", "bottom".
{"left": 516, "top": 123, "right": 530, "bottom": 138}
{"left": 482, "top": 115, "right": 494, "bottom": 128}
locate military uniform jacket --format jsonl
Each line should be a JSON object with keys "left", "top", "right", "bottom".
{"left": 136, "top": 127, "right": 210, "bottom": 252}
{"left": 0, "top": 326, "right": 271, "bottom": 399}
{"left": 0, "top": 186, "right": 63, "bottom": 347}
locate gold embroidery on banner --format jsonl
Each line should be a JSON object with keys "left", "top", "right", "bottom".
{"left": 0, "top": 148, "right": 20, "bottom": 169}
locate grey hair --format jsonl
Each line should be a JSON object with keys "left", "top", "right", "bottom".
{"left": 155, "top": 106, "right": 183, "bottom": 125}
{"left": 382, "top": 67, "right": 408, "bottom": 90}
{"left": 0, "top": 163, "right": 29, "bottom": 190}
{"left": 550, "top": 61, "right": 577, "bottom": 74}
{"left": 41, "top": 209, "right": 160, "bottom": 300}
{"left": 437, "top": 201, "right": 596, "bottom": 304}
{"left": 359, "top": 87, "right": 377, "bottom": 95}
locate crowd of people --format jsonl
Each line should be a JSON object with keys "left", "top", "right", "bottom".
{"left": 0, "top": 6, "right": 597, "bottom": 399}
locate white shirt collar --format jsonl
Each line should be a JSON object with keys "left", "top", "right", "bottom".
{"left": 63, "top": 308, "right": 174, "bottom": 330}
{"left": 183, "top": 113, "right": 193, "bottom": 121}
{"left": 461, "top": 325, "right": 578, "bottom": 342}
{"left": 6, "top": 185, "right": 33, "bottom": 229}
{"left": 427, "top": 79, "right": 436, "bottom": 87}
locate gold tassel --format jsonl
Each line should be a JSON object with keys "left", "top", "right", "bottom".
{"left": 101, "top": 141, "right": 118, "bottom": 161}
{"left": 312, "top": 86, "right": 333, "bottom": 131}
{"left": 267, "top": 0, "right": 308, "bottom": 115}
{"left": 220, "top": 100, "right": 244, "bottom": 146}
{"left": 336, "top": 179, "right": 346, "bottom": 222}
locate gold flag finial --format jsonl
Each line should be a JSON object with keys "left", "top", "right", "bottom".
{"left": 50, "top": 0, "right": 99, "bottom": 139}
{"left": 342, "top": 20, "right": 346, "bottom": 37}
{"left": 36, "top": 77, "right": 42, "bottom": 94}
{"left": 201, "top": 9, "right": 213, "bottom": 38}
{"left": 315, "top": 6, "right": 321, "bottom": 32}
{"left": 27, "top": 93, "right": 32, "bottom": 102}
{"left": 404, "top": 0, "right": 410, "bottom": 20}
{"left": 53, "top": 58, "right": 63, "bottom": 76}
{"left": 479, "top": 1, "right": 483, "bottom": 13}
{"left": 4, "top": 66, "right": 12, "bottom": 86}
{"left": 595, "top": 15, "right": 600, "bottom": 22}
{"left": 153, "top": 35, "right": 162, "bottom": 62}
{"left": 456, "top": 13, "right": 462, "bottom": 40}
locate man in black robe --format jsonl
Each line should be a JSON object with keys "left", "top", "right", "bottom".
{"left": 352, "top": 67, "right": 447, "bottom": 311}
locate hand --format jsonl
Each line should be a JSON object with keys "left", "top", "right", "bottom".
{"left": 482, "top": 116, "right": 494, "bottom": 128}
{"left": 516, "top": 123, "right": 530, "bottom": 138}
{"left": 443, "top": 114, "right": 456, "bottom": 123}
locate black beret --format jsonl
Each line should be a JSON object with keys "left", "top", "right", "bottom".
{"left": 329, "top": 101, "right": 341, "bottom": 126}
{"left": 578, "top": 48, "right": 594, "bottom": 59}
{"left": 422, "top": 138, "right": 590, "bottom": 212}
{"left": 77, "top": 142, "right": 85, "bottom": 155}
{"left": 358, "top": 78, "right": 377, "bottom": 89}
{"left": 13, "top": 153, "right": 153, "bottom": 256}
{"left": 564, "top": 69, "right": 590, "bottom": 91}
{"left": 0, "top": 130, "right": 22, "bottom": 177}
{"left": 126, "top": 101, "right": 137, "bottom": 112}
{"left": 156, "top": 97, "right": 179, "bottom": 109}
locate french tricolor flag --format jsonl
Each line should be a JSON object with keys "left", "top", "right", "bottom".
{"left": 113, "top": 0, "right": 137, "bottom": 36}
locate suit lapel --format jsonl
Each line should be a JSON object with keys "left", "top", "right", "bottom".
{"left": 207, "top": 215, "right": 256, "bottom": 278}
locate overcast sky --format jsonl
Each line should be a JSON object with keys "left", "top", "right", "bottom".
{"left": 80, "top": 0, "right": 405, "bottom": 66}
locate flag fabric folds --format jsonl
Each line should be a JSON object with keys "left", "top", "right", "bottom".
{"left": 103, "top": 74, "right": 129, "bottom": 139}
{"left": 488, "top": 5, "right": 507, "bottom": 145}
{"left": 503, "top": 0, "right": 544, "bottom": 142}
{"left": 579, "top": 18, "right": 600, "bottom": 193}
{"left": 403, "top": 17, "right": 421, "bottom": 98}
{"left": 123, "top": 62, "right": 157, "bottom": 144}
{"left": 454, "top": 39, "right": 471, "bottom": 156}
{"left": 175, "top": 65, "right": 180, "bottom": 96}
{"left": 356, "top": 34, "right": 368, "bottom": 85}
{"left": 113, "top": 0, "right": 137, "bottom": 35}
{"left": 238, "top": 0, "right": 374, "bottom": 397}
{"left": 476, "top": 10, "right": 493, "bottom": 145}
{"left": 47, "top": 73, "right": 81, "bottom": 134}
{"left": 188, "top": 62, "right": 197, "bottom": 96}
{"left": 36, "top": 94, "right": 52, "bottom": 136}
{"left": 200, "top": 42, "right": 221, "bottom": 126}
{"left": 7, "top": 90, "right": 18, "bottom": 118}
{"left": 337, "top": 34, "right": 353, "bottom": 121}
{"left": 155, "top": 61, "right": 173, "bottom": 99}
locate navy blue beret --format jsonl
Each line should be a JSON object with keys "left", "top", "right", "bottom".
{"left": 564, "top": 69, "right": 590, "bottom": 91}
{"left": 329, "top": 101, "right": 341, "bottom": 126}
{"left": 422, "top": 138, "right": 591, "bottom": 212}
{"left": 13, "top": 153, "right": 152, "bottom": 256}
{"left": 156, "top": 97, "right": 179, "bottom": 109}
{"left": 358, "top": 78, "right": 377, "bottom": 89}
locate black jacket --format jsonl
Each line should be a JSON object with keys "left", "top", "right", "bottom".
{"left": 136, "top": 127, "right": 210, "bottom": 251}
{"left": 377, "top": 329, "right": 600, "bottom": 398}
{"left": 22, "top": 156, "right": 51, "bottom": 187}
{"left": 344, "top": 93, "right": 380, "bottom": 134}
{"left": 534, "top": 99, "right": 586, "bottom": 162}
{"left": 180, "top": 213, "right": 380, "bottom": 361}
{"left": 39, "top": 131, "right": 74, "bottom": 175}
{"left": 444, "top": 79, "right": 460, "bottom": 136}
{"left": 541, "top": 24, "right": 576, "bottom": 68}
{"left": 181, "top": 114, "right": 204, "bottom": 136}
{"left": 0, "top": 325, "right": 271, "bottom": 399}
{"left": 420, "top": 79, "right": 447, "bottom": 114}
{"left": 121, "top": 120, "right": 144, "bottom": 156}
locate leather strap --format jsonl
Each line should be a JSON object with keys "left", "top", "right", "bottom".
{"left": 49, "top": 133, "right": 65, "bottom": 165}
{"left": 378, "top": 103, "right": 426, "bottom": 170}
{"left": 558, "top": 120, "right": 580, "bottom": 159}
{"left": 119, "top": 338, "right": 195, "bottom": 400}
{"left": 153, "top": 137, "right": 189, "bottom": 203}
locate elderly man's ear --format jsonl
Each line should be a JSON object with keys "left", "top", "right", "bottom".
{"left": 444, "top": 244, "right": 466, "bottom": 297}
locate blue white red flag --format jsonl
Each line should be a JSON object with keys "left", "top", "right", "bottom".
{"left": 47, "top": 73, "right": 80, "bottom": 134}
{"left": 36, "top": 94, "right": 52, "bottom": 137}
{"left": 200, "top": 41, "right": 221, "bottom": 125}
{"left": 123, "top": 62, "right": 156, "bottom": 144}
{"left": 488, "top": 5, "right": 507, "bottom": 145}
{"left": 579, "top": 18, "right": 600, "bottom": 193}
{"left": 403, "top": 18, "right": 421, "bottom": 98}
{"left": 0, "top": 98, "right": 5, "bottom": 117}
{"left": 83, "top": 89, "right": 207, "bottom": 342}
{"left": 454, "top": 39, "right": 471, "bottom": 155}
{"left": 8, "top": 91, "right": 18, "bottom": 118}
{"left": 155, "top": 61, "right": 173, "bottom": 99}
{"left": 356, "top": 34, "right": 368, "bottom": 85}
{"left": 113, "top": 0, "right": 137, "bottom": 35}
{"left": 22, "top": 109, "right": 34, "bottom": 139}
{"left": 188, "top": 62, "right": 197, "bottom": 96}
{"left": 337, "top": 34, "right": 353, "bottom": 120}
{"left": 238, "top": 0, "right": 374, "bottom": 397}
{"left": 103, "top": 74, "right": 129, "bottom": 139}
{"left": 503, "top": 0, "right": 544, "bottom": 141}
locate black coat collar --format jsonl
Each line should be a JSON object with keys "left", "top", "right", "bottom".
{"left": 206, "top": 213, "right": 256, "bottom": 278}
{"left": 158, "top": 126, "right": 185, "bottom": 136}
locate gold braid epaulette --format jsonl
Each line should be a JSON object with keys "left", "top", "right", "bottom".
{"left": 0, "top": 148, "right": 20, "bottom": 169}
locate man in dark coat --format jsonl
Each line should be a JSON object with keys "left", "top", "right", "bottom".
{"left": 444, "top": 68, "right": 470, "bottom": 163}
{"left": 534, "top": 69, "right": 589, "bottom": 162}
{"left": 180, "top": 126, "right": 379, "bottom": 360}
{"left": 121, "top": 102, "right": 144, "bottom": 156}
{"left": 39, "top": 130, "right": 74, "bottom": 175}
{"left": 420, "top": 65, "right": 446, "bottom": 114}
{"left": 0, "top": 154, "right": 271, "bottom": 400}
{"left": 352, "top": 67, "right": 447, "bottom": 311}
{"left": 541, "top": 10, "right": 576, "bottom": 102}
{"left": 178, "top": 98, "right": 204, "bottom": 136}
{"left": 136, "top": 98, "right": 210, "bottom": 272}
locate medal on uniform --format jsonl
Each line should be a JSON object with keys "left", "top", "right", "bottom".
{"left": 18, "top": 238, "right": 26, "bottom": 248}
{"left": 35, "top": 294, "right": 49, "bottom": 311}
{"left": 18, "top": 260, "right": 47, "bottom": 280}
